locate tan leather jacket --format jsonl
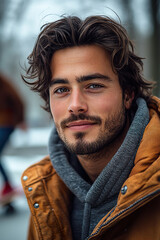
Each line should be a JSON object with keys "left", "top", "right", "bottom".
{"left": 21, "top": 97, "right": 160, "bottom": 240}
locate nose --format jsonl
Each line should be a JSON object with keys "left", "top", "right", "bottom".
{"left": 68, "top": 89, "right": 88, "bottom": 114}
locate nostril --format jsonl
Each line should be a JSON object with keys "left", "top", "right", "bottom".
{"left": 78, "top": 109, "right": 85, "bottom": 112}
{"left": 69, "top": 108, "right": 73, "bottom": 113}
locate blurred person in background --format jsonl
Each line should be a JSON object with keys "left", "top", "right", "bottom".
{"left": 22, "top": 15, "right": 160, "bottom": 240}
{"left": 0, "top": 73, "right": 26, "bottom": 212}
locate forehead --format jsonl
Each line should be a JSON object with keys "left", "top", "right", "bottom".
{"left": 50, "top": 45, "right": 116, "bottom": 82}
{"left": 51, "top": 45, "right": 111, "bottom": 67}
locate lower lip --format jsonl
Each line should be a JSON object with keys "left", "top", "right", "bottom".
{"left": 67, "top": 124, "right": 95, "bottom": 131}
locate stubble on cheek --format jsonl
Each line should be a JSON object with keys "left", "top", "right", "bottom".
{"left": 53, "top": 100, "right": 127, "bottom": 155}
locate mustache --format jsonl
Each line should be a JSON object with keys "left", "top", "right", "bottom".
{"left": 60, "top": 113, "right": 102, "bottom": 129}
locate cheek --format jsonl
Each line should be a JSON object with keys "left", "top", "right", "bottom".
{"left": 90, "top": 93, "right": 123, "bottom": 117}
{"left": 50, "top": 99, "right": 66, "bottom": 123}
{"left": 92, "top": 96, "right": 117, "bottom": 112}
{"left": 50, "top": 99, "right": 58, "bottom": 121}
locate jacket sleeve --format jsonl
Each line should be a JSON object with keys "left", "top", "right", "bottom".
{"left": 27, "top": 215, "right": 39, "bottom": 240}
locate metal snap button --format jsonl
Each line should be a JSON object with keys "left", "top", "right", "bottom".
{"left": 28, "top": 187, "right": 33, "bottom": 192}
{"left": 23, "top": 175, "right": 28, "bottom": 181}
{"left": 121, "top": 185, "right": 127, "bottom": 195}
{"left": 34, "top": 203, "right": 39, "bottom": 209}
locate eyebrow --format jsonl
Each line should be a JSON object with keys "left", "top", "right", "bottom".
{"left": 49, "top": 73, "right": 112, "bottom": 87}
{"left": 76, "top": 73, "right": 112, "bottom": 83}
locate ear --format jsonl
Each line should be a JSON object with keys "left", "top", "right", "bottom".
{"left": 124, "top": 91, "right": 135, "bottom": 110}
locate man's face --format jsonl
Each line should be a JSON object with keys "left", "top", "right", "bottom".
{"left": 49, "top": 45, "right": 132, "bottom": 155}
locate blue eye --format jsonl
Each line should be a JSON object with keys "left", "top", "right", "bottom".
{"left": 54, "top": 87, "right": 69, "bottom": 94}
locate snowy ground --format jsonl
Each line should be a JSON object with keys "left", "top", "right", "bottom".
{"left": 0, "top": 127, "right": 52, "bottom": 240}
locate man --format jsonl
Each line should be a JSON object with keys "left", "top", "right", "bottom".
{"left": 21, "top": 15, "right": 160, "bottom": 240}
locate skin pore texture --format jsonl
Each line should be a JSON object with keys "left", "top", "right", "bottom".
{"left": 49, "top": 45, "right": 133, "bottom": 182}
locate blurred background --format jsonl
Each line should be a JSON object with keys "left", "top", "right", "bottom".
{"left": 0, "top": 0, "right": 160, "bottom": 239}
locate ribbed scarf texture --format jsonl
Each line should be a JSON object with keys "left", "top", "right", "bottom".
{"left": 48, "top": 98, "right": 149, "bottom": 240}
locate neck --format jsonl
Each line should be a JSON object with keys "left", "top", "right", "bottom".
{"left": 77, "top": 120, "right": 130, "bottom": 182}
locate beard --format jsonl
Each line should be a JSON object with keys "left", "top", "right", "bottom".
{"left": 55, "top": 102, "right": 127, "bottom": 155}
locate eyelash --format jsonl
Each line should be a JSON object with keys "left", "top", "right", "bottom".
{"left": 87, "top": 84, "right": 103, "bottom": 89}
{"left": 54, "top": 87, "right": 69, "bottom": 94}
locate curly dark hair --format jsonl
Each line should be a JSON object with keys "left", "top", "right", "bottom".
{"left": 22, "top": 15, "right": 155, "bottom": 112}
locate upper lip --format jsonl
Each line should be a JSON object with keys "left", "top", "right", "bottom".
{"left": 66, "top": 121, "right": 96, "bottom": 127}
